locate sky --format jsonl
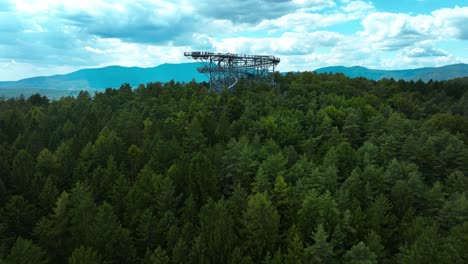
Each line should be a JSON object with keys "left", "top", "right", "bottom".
{"left": 0, "top": 0, "right": 467, "bottom": 81}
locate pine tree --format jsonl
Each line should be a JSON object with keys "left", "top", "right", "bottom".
{"left": 284, "top": 226, "right": 304, "bottom": 264}
{"left": 68, "top": 246, "right": 103, "bottom": 264}
{"left": 198, "top": 199, "right": 237, "bottom": 263}
{"left": 222, "top": 136, "right": 258, "bottom": 192}
{"left": 303, "top": 224, "right": 336, "bottom": 264}
{"left": 142, "top": 247, "right": 170, "bottom": 264}
{"left": 298, "top": 190, "right": 339, "bottom": 240}
{"left": 38, "top": 176, "right": 58, "bottom": 213}
{"left": 134, "top": 209, "right": 157, "bottom": 256}
{"left": 4, "top": 238, "right": 48, "bottom": 264}
{"left": 342, "top": 242, "right": 377, "bottom": 264}
{"left": 1, "top": 196, "right": 37, "bottom": 244}
{"left": 399, "top": 224, "right": 459, "bottom": 264}
{"left": 127, "top": 144, "right": 142, "bottom": 184}
{"left": 11, "top": 150, "right": 34, "bottom": 197}
{"left": 273, "top": 175, "right": 292, "bottom": 234}
{"left": 242, "top": 193, "right": 280, "bottom": 262}
{"left": 68, "top": 182, "right": 97, "bottom": 247}
{"left": 34, "top": 191, "right": 73, "bottom": 264}
{"left": 89, "top": 203, "right": 136, "bottom": 264}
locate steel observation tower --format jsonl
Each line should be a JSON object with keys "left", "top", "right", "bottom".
{"left": 184, "top": 51, "right": 280, "bottom": 92}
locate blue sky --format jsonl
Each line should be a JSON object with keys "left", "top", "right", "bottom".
{"left": 0, "top": 0, "right": 466, "bottom": 81}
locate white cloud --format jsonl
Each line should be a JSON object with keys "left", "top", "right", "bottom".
{"left": 197, "top": 0, "right": 335, "bottom": 23}
{"left": 256, "top": 0, "right": 374, "bottom": 32}
{"left": 213, "top": 31, "right": 343, "bottom": 56}
{"left": 359, "top": 13, "right": 432, "bottom": 50}
{"left": 431, "top": 6, "right": 468, "bottom": 39}
{"left": 359, "top": 6, "right": 468, "bottom": 51}
{"left": 404, "top": 46, "right": 447, "bottom": 58}
{"left": 341, "top": 1, "right": 373, "bottom": 14}
{"left": 0, "top": 59, "right": 78, "bottom": 80}
{"left": 0, "top": 0, "right": 467, "bottom": 80}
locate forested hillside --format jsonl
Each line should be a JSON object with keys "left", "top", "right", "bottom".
{"left": 0, "top": 73, "right": 467, "bottom": 264}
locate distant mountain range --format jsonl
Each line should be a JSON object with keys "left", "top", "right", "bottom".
{"left": 1, "top": 63, "right": 467, "bottom": 98}
{"left": 315, "top": 63, "right": 468, "bottom": 82}
{"left": 0, "top": 63, "right": 207, "bottom": 89}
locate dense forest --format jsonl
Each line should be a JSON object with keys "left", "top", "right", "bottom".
{"left": 0, "top": 72, "right": 467, "bottom": 264}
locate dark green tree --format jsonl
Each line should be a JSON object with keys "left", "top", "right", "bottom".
{"left": 88, "top": 203, "right": 135, "bottom": 264}
{"left": 303, "top": 224, "right": 336, "bottom": 264}
{"left": 298, "top": 190, "right": 339, "bottom": 240}
{"left": 0, "top": 196, "right": 37, "bottom": 246}
{"left": 342, "top": 242, "right": 377, "bottom": 264}
{"left": 68, "top": 246, "right": 103, "bottom": 264}
{"left": 34, "top": 191, "right": 72, "bottom": 264}
{"left": 399, "top": 224, "right": 459, "bottom": 264}
{"left": 11, "top": 150, "right": 34, "bottom": 197}
{"left": 197, "top": 199, "right": 237, "bottom": 263}
{"left": 242, "top": 193, "right": 280, "bottom": 262}
{"left": 4, "top": 237, "right": 48, "bottom": 264}
{"left": 222, "top": 136, "right": 258, "bottom": 192}
{"left": 141, "top": 246, "right": 170, "bottom": 264}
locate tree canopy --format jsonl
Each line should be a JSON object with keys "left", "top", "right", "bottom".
{"left": 1, "top": 75, "right": 467, "bottom": 263}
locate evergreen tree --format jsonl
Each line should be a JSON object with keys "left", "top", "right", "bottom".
{"left": 0, "top": 65, "right": 467, "bottom": 264}
{"left": 141, "top": 247, "right": 170, "bottom": 264}
{"left": 222, "top": 136, "right": 258, "bottom": 192}
{"left": 127, "top": 144, "right": 142, "bottom": 184}
{"left": 4, "top": 238, "right": 48, "bottom": 264}
{"left": 68, "top": 182, "right": 97, "bottom": 247}
{"left": 303, "top": 224, "right": 336, "bottom": 264}
{"left": 284, "top": 226, "right": 304, "bottom": 264}
{"left": 68, "top": 246, "right": 103, "bottom": 264}
{"left": 298, "top": 190, "right": 339, "bottom": 240}
{"left": 342, "top": 242, "right": 377, "bottom": 264}
{"left": 399, "top": 225, "right": 459, "bottom": 264}
{"left": 1, "top": 196, "right": 37, "bottom": 245}
{"left": 34, "top": 191, "right": 73, "bottom": 264}
{"left": 38, "top": 176, "right": 58, "bottom": 213}
{"left": 197, "top": 199, "right": 237, "bottom": 263}
{"left": 242, "top": 193, "right": 280, "bottom": 262}
{"left": 88, "top": 203, "right": 136, "bottom": 264}
{"left": 11, "top": 150, "right": 34, "bottom": 197}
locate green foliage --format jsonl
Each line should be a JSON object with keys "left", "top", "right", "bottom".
{"left": 4, "top": 237, "right": 48, "bottom": 264}
{"left": 342, "top": 242, "right": 377, "bottom": 264}
{"left": 11, "top": 150, "right": 34, "bottom": 197}
{"left": 303, "top": 224, "right": 336, "bottom": 263}
{"left": 88, "top": 202, "right": 135, "bottom": 264}
{"left": 188, "top": 152, "right": 219, "bottom": 204}
{"left": 284, "top": 226, "right": 304, "bottom": 264}
{"left": 38, "top": 176, "right": 58, "bottom": 213}
{"left": 0, "top": 196, "right": 37, "bottom": 247}
{"left": 1, "top": 74, "right": 467, "bottom": 262}
{"left": 399, "top": 224, "right": 460, "bottom": 264}
{"left": 242, "top": 193, "right": 280, "bottom": 262}
{"left": 68, "top": 246, "right": 103, "bottom": 264}
{"left": 222, "top": 136, "right": 258, "bottom": 192}
{"left": 141, "top": 246, "right": 169, "bottom": 264}
{"left": 68, "top": 182, "right": 97, "bottom": 247}
{"left": 34, "top": 191, "right": 73, "bottom": 263}
{"left": 195, "top": 199, "right": 237, "bottom": 263}
{"left": 127, "top": 144, "right": 142, "bottom": 184}
{"left": 298, "top": 190, "right": 339, "bottom": 239}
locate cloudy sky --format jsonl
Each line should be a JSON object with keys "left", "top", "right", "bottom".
{"left": 0, "top": 0, "right": 467, "bottom": 81}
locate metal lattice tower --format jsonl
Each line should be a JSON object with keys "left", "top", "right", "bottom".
{"left": 184, "top": 51, "right": 280, "bottom": 91}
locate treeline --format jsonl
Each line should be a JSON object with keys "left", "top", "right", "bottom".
{"left": 0, "top": 73, "right": 467, "bottom": 264}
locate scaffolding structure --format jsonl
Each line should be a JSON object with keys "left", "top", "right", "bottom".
{"left": 184, "top": 51, "right": 280, "bottom": 91}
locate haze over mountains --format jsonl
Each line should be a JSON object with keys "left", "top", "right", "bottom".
{"left": 1, "top": 63, "right": 467, "bottom": 98}
{"left": 0, "top": 63, "right": 208, "bottom": 89}
{"left": 315, "top": 64, "right": 468, "bottom": 82}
